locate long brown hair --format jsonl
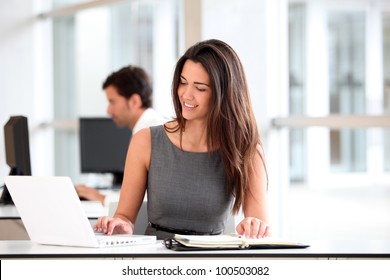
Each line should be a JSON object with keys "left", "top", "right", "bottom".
{"left": 166, "top": 39, "right": 266, "bottom": 214}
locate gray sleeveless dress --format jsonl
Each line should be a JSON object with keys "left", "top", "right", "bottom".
{"left": 144, "top": 125, "right": 233, "bottom": 240}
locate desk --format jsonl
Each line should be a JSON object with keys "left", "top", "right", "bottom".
{"left": 0, "top": 201, "right": 107, "bottom": 240}
{"left": 0, "top": 240, "right": 389, "bottom": 259}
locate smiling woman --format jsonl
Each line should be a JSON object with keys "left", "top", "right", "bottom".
{"left": 94, "top": 39, "right": 270, "bottom": 240}
{"left": 178, "top": 60, "right": 212, "bottom": 124}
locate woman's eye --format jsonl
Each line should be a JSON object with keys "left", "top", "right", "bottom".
{"left": 197, "top": 87, "right": 206, "bottom": 92}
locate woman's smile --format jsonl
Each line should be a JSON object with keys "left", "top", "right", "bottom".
{"left": 183, "top": 101, "right": 197, "bottom": 109}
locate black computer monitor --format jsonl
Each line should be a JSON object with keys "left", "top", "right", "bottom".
{"left": 1, "top": 116, "right": 32, "bottom": 204}
{"left": 79, "top": 117, "right": 132, "bottom": 187}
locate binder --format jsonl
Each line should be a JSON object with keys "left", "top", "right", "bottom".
{"left": 164, "top": 234, "right": 310, "bottom": 251}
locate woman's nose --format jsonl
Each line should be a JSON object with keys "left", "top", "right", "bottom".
{"left": 182, "top": 86, "right": 194, "bottom": 100}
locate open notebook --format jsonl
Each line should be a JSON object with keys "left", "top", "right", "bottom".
{"left": 164, "top": 234, "right": 309, "bottom": 251}
{"left": 4, "top": 175, "right": 156, "bottom": 248}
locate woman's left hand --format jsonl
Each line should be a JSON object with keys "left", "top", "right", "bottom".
{"left": 236, "top": 217, "right": 270, "bottom": 238}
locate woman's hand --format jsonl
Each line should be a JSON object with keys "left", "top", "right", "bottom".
{"left": 236, "top": 217, "right": 270, "bottom": 238}
{"left": 93, "top": 216, "right": 134, "bottom": 235}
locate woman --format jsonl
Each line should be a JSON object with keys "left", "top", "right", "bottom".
{"left": 94, "top": 39, "right": 270, "bottom": 240}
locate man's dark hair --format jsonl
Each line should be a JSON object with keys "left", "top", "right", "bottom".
{"left": 102, "top": 65, "right": 152, "bottom": 108}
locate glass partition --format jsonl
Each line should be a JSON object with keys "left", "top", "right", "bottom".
{"left": 51, "top": 0, "right": 179, "bottom": 181}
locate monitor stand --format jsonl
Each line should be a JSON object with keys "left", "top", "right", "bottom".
{"left": 111, "top": 172, "right": 123, "bottom": 189}
{"left": 0, "top": 168, "right": 19, "bottom": 204}
{"left": 0, "top": 184, "right": 13, "bottom": 204}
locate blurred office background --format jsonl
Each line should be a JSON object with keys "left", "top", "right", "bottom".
{"left": 1, "top": 0, "right": 390, "bottom": 240}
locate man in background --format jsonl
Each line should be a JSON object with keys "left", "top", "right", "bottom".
{"left": 76, "top": 65, "right": 166, "bottom": 205}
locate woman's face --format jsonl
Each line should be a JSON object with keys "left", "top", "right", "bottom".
{"left": 178, "top": 59, "right": 212, "bottom": 122}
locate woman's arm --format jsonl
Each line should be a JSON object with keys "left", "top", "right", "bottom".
{"left": 94, "top": 128, "right": 151, "bottom": 235}
{"left": 235, "top": 145, "right": 271, "bottom": 238}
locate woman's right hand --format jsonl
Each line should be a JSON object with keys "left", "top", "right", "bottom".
{"left": 93, "top": 216, "right": 134, "bottom": 235}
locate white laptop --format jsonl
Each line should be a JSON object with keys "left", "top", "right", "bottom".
{"left": 4, "top": 175, "right": 156, "bottom": 248}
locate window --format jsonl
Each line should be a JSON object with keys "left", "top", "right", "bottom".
{"left": 51, "top": 0, "right": 179, "bottom": 181}
{"left": 288, "top": 3, "right": 307, "bottom": 182}
{"left": 383, "top": 12, "right": 390, "bottom": 171}
{"left": 283, "top": 0, "right": 390, "bottom": 240}
{"left": 328, "top": 11, "right": 366, "bottom": 172}
{"left": 287, "top": 0, "right": 390, "bottom": 187}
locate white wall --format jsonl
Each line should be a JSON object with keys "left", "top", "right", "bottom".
{"left": 152, "top": 0, "right": 178, "bottom": 120}
{"left": 76, "top": 8, "right": 110, "bottom": 117}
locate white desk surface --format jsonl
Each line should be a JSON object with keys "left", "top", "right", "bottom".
{"left": 0, "top": 201, "right": 107, "bottom": 219}
{"left": 0, "top": 239, "right": 389, "bottom": 259}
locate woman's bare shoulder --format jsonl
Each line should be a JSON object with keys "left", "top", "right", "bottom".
{"left": 131, "top": 127, "right": 152, "bottom": 148}
{"left": 126, "top": 128, "right": 152, "bottom": 168}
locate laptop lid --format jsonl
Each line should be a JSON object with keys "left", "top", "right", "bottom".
{"left": 4, "top": 175, "right": 155, "bottom": 247}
